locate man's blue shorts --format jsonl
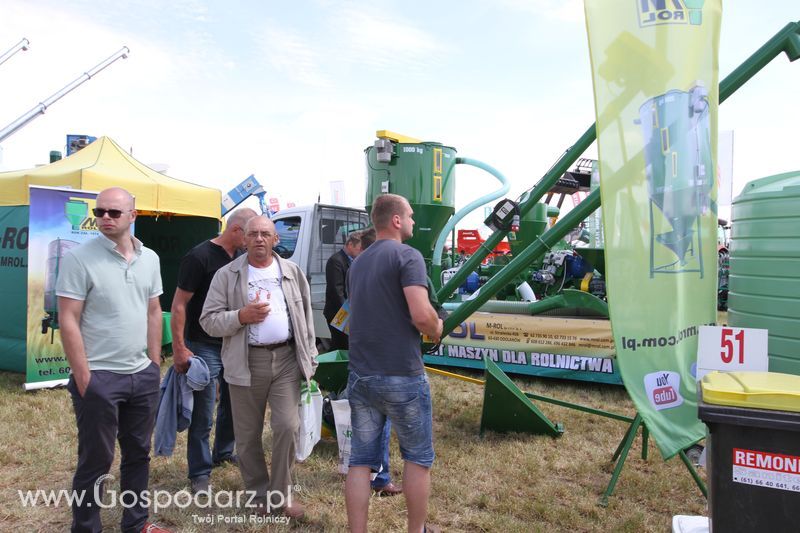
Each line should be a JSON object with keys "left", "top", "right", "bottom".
{"left": 346, "top": 370, "right": 435, "bottom": 470}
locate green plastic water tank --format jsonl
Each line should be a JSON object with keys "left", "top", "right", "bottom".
{"left": 728, "top": 170, "right": 800, "bottom": 375}
{"left": 365, "top": 136, "right": 456, "bottom": 261}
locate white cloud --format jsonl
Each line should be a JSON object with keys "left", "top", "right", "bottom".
{"left": 333, "top": 5, "right": 450, "bottom": 72}
{"left": 254, "top": 20, "right": 331, "bottom": 88}
{"left": 1, "top": 0, "right": 798, "bottom": 226}
{"left": 493, "top": 0, "right": 585, "bottom": 23}
{"left": 252, "top": 4, "right": 449, "bottom": 89}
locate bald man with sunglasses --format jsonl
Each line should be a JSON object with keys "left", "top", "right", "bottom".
{"left": 57, "top": 187, "right": 169, "bottom": 533}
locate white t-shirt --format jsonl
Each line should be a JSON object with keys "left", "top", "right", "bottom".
{"left": 247, "top": 261, "right": 293, "bottom": 345}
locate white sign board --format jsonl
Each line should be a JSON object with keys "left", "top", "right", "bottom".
{"left": 696, "top": 326, "right": 768, "bottom": 381}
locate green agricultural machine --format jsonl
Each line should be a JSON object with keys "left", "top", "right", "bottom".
{"left": 365, "top": 131, "right": 609, "bottom": 317}
{"left": 365, "top": 131, "right": 457, "bottom": 263}
{"left": 314, "top": 18, "right": 800, "bottom": 504}
{"left": 361, "top": 130, "right": 618, "bottom": 384}
{"left": 343, "top": 21, "right": 800, "bottom": 387}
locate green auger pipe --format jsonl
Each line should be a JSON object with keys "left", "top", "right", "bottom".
{"left": 442, "top": 188, "right": 602, "bottom": 334}
{"left": 438, "top": 20, "right": 800, "bottom": 334}
{"left": 436, "top": 124, "right": 595, "bottom": 303}
{"left": 443, "top": 289, "right": 608, "bottom": 317}
{"left": 720, "top": 21, "right": 800, "bottom": 101}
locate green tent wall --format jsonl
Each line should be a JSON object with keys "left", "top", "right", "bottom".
{"left": 0, "top": 206, "right": 219, "bottom": 374}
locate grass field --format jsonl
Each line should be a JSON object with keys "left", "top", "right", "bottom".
{"left": 0, "top": 361, "right": 709, "bottom": 532}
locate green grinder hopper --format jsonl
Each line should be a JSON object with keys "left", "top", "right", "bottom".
{"left": 364, "top": 131, "right": 456, "bottom": 263}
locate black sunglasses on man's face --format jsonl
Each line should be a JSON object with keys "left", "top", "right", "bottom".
{"left": 92, "top": 208, "right": 131, "bottom": 219}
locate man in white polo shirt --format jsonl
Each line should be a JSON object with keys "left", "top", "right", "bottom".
{"left": 200, "top": 215, "right": 317, "bottom": 519}
{"left": 57, "top": 187, "right": 168, "bottom": 533}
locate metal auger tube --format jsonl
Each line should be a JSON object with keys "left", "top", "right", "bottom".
{"left": 0, "top": 38, "right": 29, "bottom": 67}
{"left": 0, "top": 46, "right": 130, "bottom": 143}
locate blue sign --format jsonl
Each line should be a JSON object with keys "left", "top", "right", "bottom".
{"left": 66, "top": 135, "right": 97, "bottom": 156}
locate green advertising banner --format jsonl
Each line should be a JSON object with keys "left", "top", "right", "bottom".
{"left": 584, "top": 0, "right": 720, "bottom": 458}
{"left": 0, "top": 206, "right": 29, "bottom": 373}
{"left": 25, "top": 186, "right": 102, "bottom": 388}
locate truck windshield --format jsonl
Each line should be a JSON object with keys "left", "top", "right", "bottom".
{"left": 274, "top": 216, "right": 301, "bottom": 258}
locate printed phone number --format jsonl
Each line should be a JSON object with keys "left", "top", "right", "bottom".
{"left": 734, "top": 476, "right": 800, "bottom": 492}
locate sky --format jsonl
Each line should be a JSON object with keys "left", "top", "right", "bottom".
{"left": 1, "top": 1, "right": 798, "bottom": 227}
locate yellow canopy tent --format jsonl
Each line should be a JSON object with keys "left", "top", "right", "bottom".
{"left": 0, "top": 136, "right": 220, "bottom": 217}
{"left": 0, "top": 136, "right": 222, "bottom": 373}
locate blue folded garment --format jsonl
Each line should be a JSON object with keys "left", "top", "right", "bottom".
{"left": 153, "top": 356, "right": 210, "bottom": 457}
{"left": 186, "top": 355, "right": 210, "bottom": 391}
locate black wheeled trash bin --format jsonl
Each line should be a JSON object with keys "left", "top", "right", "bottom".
{"left": 699, "top": 371, "right": 800, "bottom": 533}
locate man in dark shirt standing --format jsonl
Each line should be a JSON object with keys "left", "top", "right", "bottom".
{"left": 323, "top": 231, "right": 362, "bottom": 350}
{"left": 335, "top": 226, "right": 402, "bottom": 497}
{"left": 170, "top": 208, "right": 257, "bottom": 492}
{"left": 344, "top": 194, "right": 443, "bottom": 533}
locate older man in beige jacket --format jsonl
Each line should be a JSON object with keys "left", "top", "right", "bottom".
{"left": 200, "top": 215, "right": 317, "bottom": 519}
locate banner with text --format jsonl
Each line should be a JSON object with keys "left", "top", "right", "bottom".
{"left": 585, "top": 0, "right": 721, "bottom": 458}
{"left": 427, "top": 313, "right": 619, "bottom": 384}
{"left": 443, "top": 313, "right": 614, "bottom": 356}
{"left": 425, "top": 346, "right": 622, "bottom": 385}
{"left": 26, "top": 187, "right": 100, "bottom": 387}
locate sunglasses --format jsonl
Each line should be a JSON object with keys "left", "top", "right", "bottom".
{"left": 92, "top": 208, "right": 131, "bottom": 219}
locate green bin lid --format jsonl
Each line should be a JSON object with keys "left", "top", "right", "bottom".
{"left": 701, "top": 371, "right": 800, "bottom": 413}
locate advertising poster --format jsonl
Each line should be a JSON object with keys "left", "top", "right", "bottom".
{"left": 440, "top": 313, "right": 614, "bottom": 356}
{"left": 585, "top": 0, "right": 721, "bottom": 457}
{"left": 425, "top": 313, "right": 620, "bottom": 384}
{"left": 25, "top": 186, "right": 101, "bottom": 388}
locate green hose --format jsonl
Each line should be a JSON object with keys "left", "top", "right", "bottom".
{"left": 431, "top": 157, "right": 510, "bottom": 289}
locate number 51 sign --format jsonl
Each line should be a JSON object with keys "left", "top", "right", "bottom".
{"left": 696, "top": 326, "right": 769, "bottom": 381}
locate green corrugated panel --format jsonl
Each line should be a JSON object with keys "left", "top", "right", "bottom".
{"left": 729, "top": 170, "right": 800, "bottom": 375}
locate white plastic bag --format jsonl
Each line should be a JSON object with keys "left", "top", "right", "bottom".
{"left": 295, "top": 380, "right": 322, "bottom": 462}
{"left": 330, "top": 398, "right": 378, "bottom": 479}
{"left": 330, "top": 399, "right": 352, "bottom": 474}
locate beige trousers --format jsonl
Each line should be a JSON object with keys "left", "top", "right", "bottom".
{"left": 228, "top": 344, "right": 301, "bottom": 505}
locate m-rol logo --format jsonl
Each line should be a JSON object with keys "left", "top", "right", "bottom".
{"left": 637, "top": 0, "right": 704, "bottom": 28}
{"left": 644, "top": 370, "right": 684, "bottom": 410}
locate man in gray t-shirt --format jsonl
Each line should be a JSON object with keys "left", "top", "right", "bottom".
{"left": 344, "top": 193, "right": 443, "bottom": 533}
{"left": 347, "top": 239, "right": 429, "bottom": 375}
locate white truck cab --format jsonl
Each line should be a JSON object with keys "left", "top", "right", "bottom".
{"left": 270, "top": 204, "right": 370, "bottom": 343}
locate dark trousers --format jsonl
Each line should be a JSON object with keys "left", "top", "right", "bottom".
{"left": 185, "top": 339, "right": 236, "bottom": 479}
{"left": 327, "top": 324, "right": 349, "bottom": 351}
{"left": 67, "top": 363, "right": 161, "bottom": 533}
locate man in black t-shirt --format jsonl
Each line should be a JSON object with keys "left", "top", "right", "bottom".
{"left": 170, "top": 208, "right": 257, "bottom": 493}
